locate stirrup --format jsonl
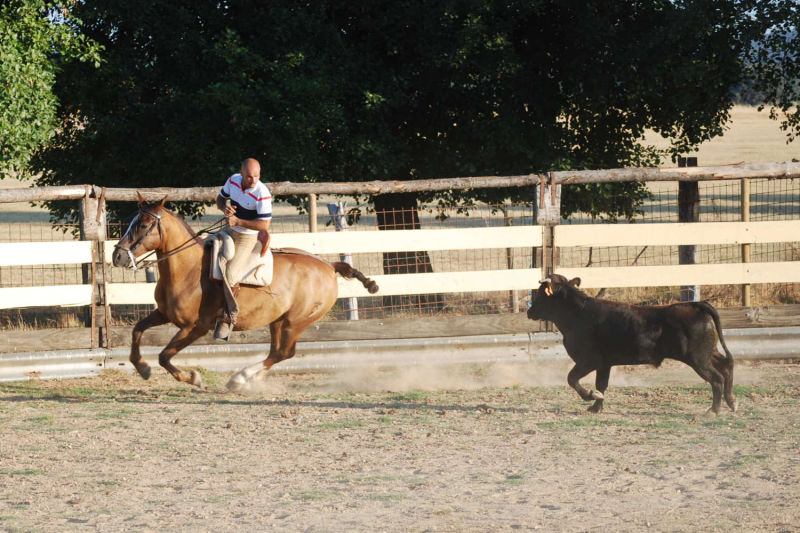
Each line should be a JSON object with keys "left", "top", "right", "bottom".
{"left": 214, "top": 319, "right": 232, "bottom": 342}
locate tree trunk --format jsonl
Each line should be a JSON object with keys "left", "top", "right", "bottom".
{"left": 373, "top": 193, "right": 444, "bottom": 314}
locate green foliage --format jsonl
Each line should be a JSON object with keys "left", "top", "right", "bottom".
{"left": 742, "top": 2, "right": 800, "bottom": 141}
{"left": 31, "top": 0, "right": 787, "bottom": 222}
{"left": 0, "top": 0, "right": 102, "bottom": 179}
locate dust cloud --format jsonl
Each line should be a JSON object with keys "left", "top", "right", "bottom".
{"left": 311, "top": 360, "right": 572, "bottom": 393}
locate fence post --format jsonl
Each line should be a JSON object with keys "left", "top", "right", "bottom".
{"left": 308, "top": 193, "right": 318, "bottom": 233}
{"left": 79, "top": 186, "right": 108, "bottom": 349}
{"left": 327, "top": 202, "right": 359, "bottom": 320}
{"left": 741, "top": 178, "right": 751, "bottom": 306}
{"left": 504, "top": 211, "right": 519, "bottom": 313}
{"left": 533, "top": 173, "right": 562, "bottom": 328}
{"left": 678, "top": 157, "right": 700, "bottom": 301}
{"left": 534, "top": 173, "right": 561, "bottom": 279}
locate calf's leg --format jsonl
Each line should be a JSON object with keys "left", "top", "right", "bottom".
{"left": 587, "top": 365, "right": 611, "bottom": 413}
{"left": 712, "top": 352, "right": 737, "bottom": 412}
{"left": 688, "top": 359, "right": 726, "bottom": 415}
{"left": 567, "top": 364, "right": 604, "bottom": 404}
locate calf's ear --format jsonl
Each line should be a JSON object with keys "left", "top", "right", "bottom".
{"left": 568, "top": 277, "right": 581, "bottom": 288}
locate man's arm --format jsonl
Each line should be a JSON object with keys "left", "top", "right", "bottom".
{"left": 216, "top": 194, "right": 227, "bottom": 212}
{"left": 226, "top": 216, "right": 271, "bottom": 233}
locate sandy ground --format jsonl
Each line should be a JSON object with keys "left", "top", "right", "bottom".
{"left": 0, "top": 359, "right": 798, "bottom": 532}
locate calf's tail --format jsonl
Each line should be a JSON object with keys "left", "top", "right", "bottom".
{"left": 696, "top": 301, "right": 733, "bottom": 360}
{"left": 333, "top": 262, "right": 379, "bottom": 294}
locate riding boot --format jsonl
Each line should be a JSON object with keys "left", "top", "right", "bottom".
{"left": 214, "top": 276, "right": 240, "bottom": 342}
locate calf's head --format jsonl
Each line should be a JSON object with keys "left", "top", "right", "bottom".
{"left": 527, "top": 274, "right": 582, "bottom": 321}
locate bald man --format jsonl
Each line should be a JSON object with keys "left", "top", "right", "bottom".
{"left": 214, "top": 158, "right": 272, "bottom": 340}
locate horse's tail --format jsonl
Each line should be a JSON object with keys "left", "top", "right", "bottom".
{"left": 332, "top": 262, "right": 379, "bottom": 294}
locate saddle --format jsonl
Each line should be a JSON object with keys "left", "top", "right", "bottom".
{"left": 210, "top": 231, "right": 274, "bottom": 287}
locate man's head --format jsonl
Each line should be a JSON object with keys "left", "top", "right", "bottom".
{"left": 240, "top": 158, "right": 261, "bottom": 189}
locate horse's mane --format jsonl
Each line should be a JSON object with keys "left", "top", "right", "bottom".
{"left": 169, "top": 209, "right": 200, "bottom": 238}
{"left": 149, "top": 204, "right": 202, "bottom": 240}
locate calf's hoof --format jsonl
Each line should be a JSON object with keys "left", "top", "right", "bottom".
{"left": 703, "top": 407, "right": 719, "bottom": 418}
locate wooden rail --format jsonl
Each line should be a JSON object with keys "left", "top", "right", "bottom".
{"left": 2, "top": 219, "right": 799, "bottom": 307}
{"left": 2, "top": 162, "right": 800, "bottom": 203}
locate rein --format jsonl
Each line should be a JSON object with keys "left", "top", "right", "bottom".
{"left": 114, "top": 207, "right": 227, "bottom": 270}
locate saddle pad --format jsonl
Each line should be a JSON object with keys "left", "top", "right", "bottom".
{"left": 210, "top": 232, "right": 274, "bottom": 287}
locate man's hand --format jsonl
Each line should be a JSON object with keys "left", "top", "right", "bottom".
{"left": 223, "top": 205, "right": 236, "bottom": 217}
{"left": 226, "top": 214, "right": 240, "bottom": 227}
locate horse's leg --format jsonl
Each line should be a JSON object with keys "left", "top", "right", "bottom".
{"left": 130, "top": 310, "right": 169, "bottom": 380}
{"left": 158, "top": 326, "right": 210, "bottom": 387}
{"left": 226, "top": 319, "right": 305, "bottom": 392}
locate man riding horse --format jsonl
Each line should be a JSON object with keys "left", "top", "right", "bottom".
{"left": 214, "top": 157, "right": 272, "bottom": 340}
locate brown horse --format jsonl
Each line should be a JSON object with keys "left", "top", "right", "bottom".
{"left": 111, "top": 194, "right": 378, "bottom": 391}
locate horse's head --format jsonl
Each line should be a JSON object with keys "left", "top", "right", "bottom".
{"left": 112, "top": 193, "right": 168, "bottom": 269}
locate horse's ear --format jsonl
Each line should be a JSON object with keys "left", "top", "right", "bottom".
{"left": 568, "top": 277, "right": 581, "bottom": 288}
{"left": 136, "top": 191, "right": 146, "bottom": 205}
{"left": 158, "top": 195, "right": 168, "bottom": 209}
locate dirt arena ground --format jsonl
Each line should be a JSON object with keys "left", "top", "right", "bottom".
{"left": 1, "top": 359, "right": 799, "bottom": 532}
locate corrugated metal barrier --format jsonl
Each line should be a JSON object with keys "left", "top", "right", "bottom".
{"left": 1, "top": 327, "right": 798, "bottom": 383}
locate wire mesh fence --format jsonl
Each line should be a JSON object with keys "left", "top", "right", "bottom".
{"left": 1, "top": 177, "right": 799, "bottom": 330}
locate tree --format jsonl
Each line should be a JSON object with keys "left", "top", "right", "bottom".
{"left": 35, "top": 0, "right": 783, "bottom": 313}
{"left": 0, "top": 0, "right": 102, "bottom": 179}
{"left": 742, "top": 2, "right": 800, "bottom": 141}
{"left": 36, "top": 1, "right": 776, "bottom": 217}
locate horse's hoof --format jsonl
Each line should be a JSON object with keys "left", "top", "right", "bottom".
{"left": 190, "top": 370, "right": 203, "bottom": 389}
{"left": 704, "top": 408, "right": 719, "bottom": 418}
{"left": 590, "top": 390, "right": 604, "bottom": 401}
{"left": 729, "top": 399, "right": 738, "bottom": 413}
{"left": 136, "top": 365, "right": 151, "bottom": 380}
{"left": 226, "top": 372, "right": 246, "bottom": 393}
{"left": 226, "top": 363, "right": 268, "bottom": 394}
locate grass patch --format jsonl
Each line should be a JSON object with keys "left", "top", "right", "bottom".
{"left": 95, "top": 408, "right": 135, "bottom": 419}
{"left": 292, "top": 490, "right": 330, "bottom": 501}
{"left": 389, "top": 391, "right": 429, "bottom": 403}
{"left": 732, "top": 384, "right": 771, "bottom": 396}
{"left": 195, "top": 368, "right": 221, "bottom": 387}
{"left": 366, "top": 493, "right": 410, "bottom": 502}
{"left": 64, "top": 387, "right": 96, "bottom": 398}
{"left": 316, "top": 419, "right": 365, "bottom": 430}
{"left": 726, "top": 453, "right": 769, "bottom": 469}
{"left": 25, "top": 414, "right": 54, "bottom": 424}
{"left": 6, "top": 469, "right": 45, "bottom": 476}
{"left": 503, "top": 473, "right": 525, "bottom": 485}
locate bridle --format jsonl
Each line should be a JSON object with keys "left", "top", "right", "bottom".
{"left": 114, "top": 206, "right": 225, "bottom": 270}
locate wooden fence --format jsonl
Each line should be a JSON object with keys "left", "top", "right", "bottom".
{"left": 1, "top": 162, "right": 800, "bottom": 353}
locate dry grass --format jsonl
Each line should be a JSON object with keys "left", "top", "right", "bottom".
{"left": 643, "top": 105, "right": 800, "bottom": 165}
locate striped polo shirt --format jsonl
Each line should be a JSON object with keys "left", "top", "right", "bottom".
{"left": 219, "top": 173, "right": 273, "bottom": 234}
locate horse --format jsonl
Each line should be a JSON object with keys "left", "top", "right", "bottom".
{"left": 111, "top": 194, "right": 379, "bottom": 391}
